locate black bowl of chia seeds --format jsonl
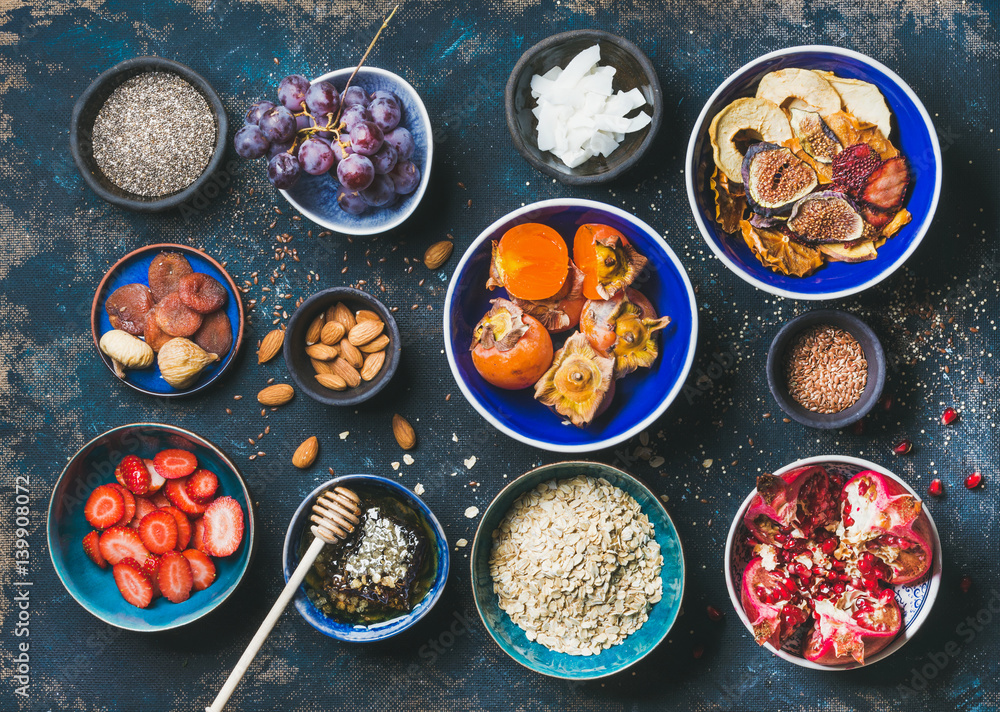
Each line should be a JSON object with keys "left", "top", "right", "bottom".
{"left": 766, "top": 309, "right": 886, "bottom": 430}
{"left": 70, "top": 56, "right": 227, "bottom": 212}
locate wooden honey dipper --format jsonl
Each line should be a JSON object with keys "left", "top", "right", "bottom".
{"left": 206, "top": 487, "right": 362, "bottom": 712}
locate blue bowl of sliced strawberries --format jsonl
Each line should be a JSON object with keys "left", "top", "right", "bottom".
{"left": 47, "top": 423, "right": 254, "bottom": 631}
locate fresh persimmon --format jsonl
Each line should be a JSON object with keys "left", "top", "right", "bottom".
{"left": 510, "top": 261, "right": 587, "bottom": 333}
{"left": 573, "top": 223, "right": 648, "bottom": 300}
{"left": 580, "top": 288, "right": 670, "bottom": 377}
{"left": 486, "top": 223, "right": 569, "bottom": 300}
{"left": 471, "top": 299, "right": 554, "bottom": 390}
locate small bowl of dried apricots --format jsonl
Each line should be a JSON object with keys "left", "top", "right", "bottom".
{"left": 444, "top": 199, "right": 698, "bottom": 453}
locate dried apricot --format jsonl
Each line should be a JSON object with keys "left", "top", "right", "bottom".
{"left": 486, "top": 223, "right": 569, "bottom": 301}
{"left": 143, "top": 306, "right": 173, "bottom": 352}
{"left": 573, "top": 224, "right": 647, "bottom": 300}
{"left": 178, "top": 273, "right": 228, "bottom": 314}
{"left": 105, "top": 283, "right": 154, "bottom": 336}
{"left": 148, "top": 252, "right": 194, "bottom": 301}
{"left": 155, "top": 292, "right": 203, "bottom": 337}
{"left": 471, "top": 299, "right": 553, "bottom": 390}
{"left": 192, "top": 309, "right": 232, "bottom": 357}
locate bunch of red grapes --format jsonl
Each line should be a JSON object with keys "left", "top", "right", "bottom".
{"left": 235, "top": 74, "right": 420, "bottom": 215}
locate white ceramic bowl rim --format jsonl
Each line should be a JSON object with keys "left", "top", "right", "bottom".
{"left": 279, "top": 66, "right": 433, "bottom": 236}
{"left": 443, "top": 198, "right": 699, "bottom": 453}
{"left": 723, "top": 454, "right": 943, "bottom": 670}
{"left": 684, "top": 44, "right": 943, "bottom": 301}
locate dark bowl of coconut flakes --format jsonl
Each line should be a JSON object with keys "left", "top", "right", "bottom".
{"left": 70, "top": 56, "right": 227, "bottom": 212}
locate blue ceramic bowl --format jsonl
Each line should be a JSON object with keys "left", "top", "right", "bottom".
{"left": 471, "top": 461, "right": 685, "bottom": 679}
{"left": 47, "top": 423, "right": 255, "bottom": 631}
{"left": 444, "top": 199, "right": 698, "bottom": 453}
{"left": 724, "top": 455, "right": 942, "bottom": 670}
{"left": 685, "top": 46, "right": 942, "bottom": 301}
{"left": 91, "top": 243, "right": 244, "bottom": 397}
{"left": 279, "top": 67, "right": 432, "bottom": 235}
{"left": 282, "top": 476, "right": 449, "bottom": 642}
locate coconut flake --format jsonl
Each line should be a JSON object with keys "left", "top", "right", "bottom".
{"left": 530, "top": 44, "right": 652, "bottom": 169}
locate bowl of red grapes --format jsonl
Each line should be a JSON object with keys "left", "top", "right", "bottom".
{"left": 235, "top": 66, "right": 431, "bottom": 236}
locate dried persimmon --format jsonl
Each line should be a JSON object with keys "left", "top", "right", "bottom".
{"left": 486, "top": 223, "right": 569, "bottom": 301}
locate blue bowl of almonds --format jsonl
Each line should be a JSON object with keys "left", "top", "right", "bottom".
{"left": 283, "top": 476, "right": 449, "bottom": 642}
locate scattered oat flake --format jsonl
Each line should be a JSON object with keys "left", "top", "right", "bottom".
{"left": 403, "top": 454, "right": 414, "bottom": 465}
{"left": 703, "top": 459, "right": 713, "bottom": 468}
{"left": 464, "top": 506, "right": 480, "bottom": 518}
{"left": 452, "top": 433, "right": 459, "bottom": 443}
{"left": 391, "top": 461, "right": 400, "bottom": 471}
{"left": 414, "top": 483, "right": 425, "bottom": 495}
{"left": 456, "top": 538, "right": 468, "bottom": 548}
{"left": 339, "top": 431, "right": 349, "bottom": 440}
{"left": 464, "top": 456, "right": 478, "bottom": 469}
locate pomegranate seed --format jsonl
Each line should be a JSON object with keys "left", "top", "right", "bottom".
{"left": 960, "top": 575, "right": 973, "bottom": 593}
{"left": 965, "top": 471, "right": 983, "bottom": 489}
{"left": 844, "top": 515, "right": 855, "bottom": 527}
{"left": 850, "top": 418, "right": 865, "bottom": 435}
{"left": 941, "top": 407, "right": 959, "bottom": 425}
{"left": 879, "top": 589, "right": 895, "bottom": 605}
{"left": 821, "top": 538, "right": 838, "bottom": 554}
{"left": 706, "top": 605, "right": 723, "bottom": 622}
{"left": 843, "top": 502, "right": 852, "bottom": 514}
{"left": 927, "top": 479, "right": 944, "bottom": 497}
{"left": 880, "top": 394, "right": 894, "bottom": 411}
{"left": 892, "top": 438, "right": 913, "bottom": 455}
{"left": 692, "top": 644, "right": 705, "bottom": 659}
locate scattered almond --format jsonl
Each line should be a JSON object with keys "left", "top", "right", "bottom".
{"left": 305, "top": 314, "right": 325, "bottom": 344}
{"left": 359, "top": 334, "right": 390, "bottom": 353}
{"left": 320, "top": 321, "right": 346, "bottom": 346}
{"left": 332, "top": 302, "right": 355, "bottom": 331}
{"left": 355, "top": 309, "right": 381, "bottom": 323}
{"left": 348, "top": 320, "right": 383, "bottom": 346}
{"left": 292, "top": 436, "right": 319, "bottom": 468}
{"left": 315, "top": 373, "right": 347, "bottom": 390}
{"left": 305, "top": 343, "right": 338, "bottom": 361}
{"left": 257, "top": 329, "right": 284, "bottom": 364}
{"left": 424, "top": 240, "right": 454, "bottom": 270}
{"left": 392, "top": 414, "right": 416, "bottom": 450}
{"left": 331, "top": 357, "right": 361, "bottom": 387}
{"left": 361, "top": 350, "right": 385, "bottom": 381}
{"left": 257, "top": 383, "right": 294, "bottom": 406}
{"left": 311, "top": 357, "right": 337, "bottom": 375}
{"left": 339, "top": 339, "right": 364, "bottom": 368}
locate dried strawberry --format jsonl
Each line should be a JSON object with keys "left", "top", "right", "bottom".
{"left": 832, "top": 144, "right": 882, "bottom": 196}
{"left": 178, "top": 272, "right": 228, "bottom": 314}
{"left": 860, "top": 156, "right": 909, "bottom": 212}
{"left": 148, "top": 251, "right": 194, "bottom": 301}
{"left": 155, "top": 292, "right": 203, "bottom": 337}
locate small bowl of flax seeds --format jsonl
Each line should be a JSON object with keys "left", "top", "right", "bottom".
{"left": 766, "top": 310, "right": 885, "bottom": 429}
{"left": 70, "top": 57, "right": 227, "bottom": 212}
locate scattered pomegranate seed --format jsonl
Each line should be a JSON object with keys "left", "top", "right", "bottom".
{"left": 964, "top": 471, "right": 983, "bottom": 489}
{"left": 892, "top": 439, "right": 913, "bottom": 455}
{"left": 850, "top": 418, "right": 865, "bottom": 435}
{"left": 706, "top": 605, "right": 723, "bottom": 622}
{"left": 692, "top": 644, "right": 705, "bottom": 659}
{"left": 960, "top": 575, "right": 973, "bottom": 593}
{"left": 927, "top": 479, "right": 944, "bottom": 497}
{"left": 941, "top": 407, "right": 959, "bottom": 425}
{"left": 880, "top": 394, "right": 894, "bottom": 411}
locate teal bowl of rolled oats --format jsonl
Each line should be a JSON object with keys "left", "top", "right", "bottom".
{"left": 470, "top": 460, "right": 685, "bottom": 678}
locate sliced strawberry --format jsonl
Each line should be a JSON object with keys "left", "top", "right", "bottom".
{"left": 142, "top": 554, "right": 162, "bottom": 598}
{"left": 107, "top": 483, "right": 136, "bottom": 527}
{"left": 84, "top": 485, "right": 125, "bottom": 530}
{"left": 138, "top": 510, "right": 179, "bottom": 554}
{"left": 165, "top": 477, "right": 208, "bottom": 516}
{"left": 116, "top": 455, "right": 150, "bottom": 495}
{"left": 158, "top": 551, "right": 193, "bottom": 603}
{"left": 160, "top": 506, "right": 192, "bottom": 550}
{"left": 98, "top": 526, "right": 150, "bottom": 566}
{"left": 151, "top": 491, "right": 171, "bottom": 508}
{"left": 183, "top": 549, "right": 217, "bottom": 591}
{"left": 153, "top": 449, "right": 198, "bottom": 480}
{"left": 861, "top": 205, "right": 892, "bottom": 229}
{"left": 130, "top": 496, "right": 157, "bottom": 529}
{"left": 861, "top": 156, "right": 910, "bottom": 212}
{"left": 82, "top": 530, "right": 107, "bottom": 569}
{"left": 113, "top": 558, "right": 153, "bottom": 609}
{"left": 191, "top": 517, "right": 206, "bottom": 552}
{"left": 143, "top": 458, "right": 166, "bottom": 493}
{"left": 202, "top": 496, "right": 245, "bottom": 557}
{"left": 186, "top": 469, "right": 219, "bottom": 504}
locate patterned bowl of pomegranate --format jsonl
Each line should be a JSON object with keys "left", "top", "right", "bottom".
{"left": 724, "top": 455, "right": 941, "bottom": 669}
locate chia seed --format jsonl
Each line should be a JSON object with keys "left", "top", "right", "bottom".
{"left": 92, "top": 71, "right": 216, "bottom": 197}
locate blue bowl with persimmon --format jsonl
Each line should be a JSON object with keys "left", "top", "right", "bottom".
{"left": 444, "top": 198, "right": 698, "bottom": 454}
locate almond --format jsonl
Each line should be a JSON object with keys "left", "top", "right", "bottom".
{"left": 355, "top": 309, "right": 381, "bottom": 323}
{"left": 311, "top": 357, "right": 337, "bottom": 375}
{"left": 348, "top": 320, "right": 383, "bottom": 346}
{"left": 361, "top": 350, "right": 385, "bottom": 381}
{"left": 332, "top": 302, "right": 355, "bottom": 331}
{"left": 257, "top": 329, "right": 284, "bottom": 364}
{"left": 331, "top": 357, "right": 361, "bottom": 388}
{"left": 424, "top": 240, "right": 454, "bottom": 270}
{"left": 305, "top": 343, "right": 338, "bottom": 361}
{"left": 305, "top": 314, "right": 325, "bottom": 344}
{"left": 320, "top": 321, "right": 346, "bottom": 346}
{"left": 315, "top": 373, "right": 347, "bottom": 391}
{"left": 392, "top": 414, "right": 416, "bottom": 450}
{"left": 339, "top": 339, "right": 364, "bottom": 369}
{"left": 292, "top": 436, "right": 319, "bottom": 469}
{"left": 258, "top": 383, "right": 294, "bottom": 406}
{"left": 359, "top": 334, "right": 390, "bottom": 353}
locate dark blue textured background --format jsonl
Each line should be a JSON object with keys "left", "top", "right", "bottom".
{"left": 1, "top": 1, "right": 998, "bottom": 710}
